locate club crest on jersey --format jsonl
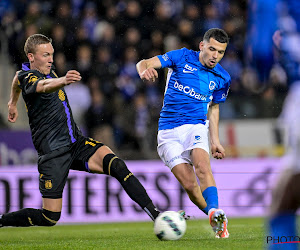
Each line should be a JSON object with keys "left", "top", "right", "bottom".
{"left": 45, "top": 180, "right": 52, "bottom": 189}
{"left": 58, "top": 90, "right": 66, "bottom": 101}
{"left": 209, "top": 81, "right": 216, "bottom": 90}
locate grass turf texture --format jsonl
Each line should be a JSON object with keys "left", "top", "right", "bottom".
{"left": 0, "top": 217, "right": 265, "bottom": 249}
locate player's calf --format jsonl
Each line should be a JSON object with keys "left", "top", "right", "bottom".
{"left": 0, "top": 208, "right": 61, "bottom": 227}
{"left": 103, "top": 153, "right": 160, "bottom": 220}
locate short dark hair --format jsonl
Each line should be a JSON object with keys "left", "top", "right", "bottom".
{"left": 24, "top": 34, "right": 52, "bottom": 55}
{"left": 203, "top": 28, "right": 229, "bottom": 44}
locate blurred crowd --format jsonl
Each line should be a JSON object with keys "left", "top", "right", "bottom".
{"left": 0, "top": 0, "right": 288, "bottom": 158}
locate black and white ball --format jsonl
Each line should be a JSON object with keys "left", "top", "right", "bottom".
{"left": 154, "top": 211, "right": 187, "bottom": 241}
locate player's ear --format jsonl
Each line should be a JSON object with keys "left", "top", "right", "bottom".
{"left": 27, "top": 53, "right": 34, "bottom": 63}
{"left": 199, "top": 41, "right": 204, "bottom": 51}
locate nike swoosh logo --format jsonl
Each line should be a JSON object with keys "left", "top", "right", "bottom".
{"left": 183, "top": 69, "right": 194, "bottom": 73}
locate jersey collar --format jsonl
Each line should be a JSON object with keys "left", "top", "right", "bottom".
{"left": 22, "top": 62, "right": 30, "bottom": 71}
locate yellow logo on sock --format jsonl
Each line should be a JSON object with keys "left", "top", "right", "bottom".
{"left": 124, "top": 173, "right": 133, "bottom": 182}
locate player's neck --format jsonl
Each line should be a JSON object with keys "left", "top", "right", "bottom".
{"left": 30, "top": 64, "right": 46, "bottom": 75}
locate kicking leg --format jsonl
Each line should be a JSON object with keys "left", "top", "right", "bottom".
{"left": 171, "top": 163, "right": 207, "bottom": 212}
{"left": 88, "top": 146, "right": 160, "bottom": 221}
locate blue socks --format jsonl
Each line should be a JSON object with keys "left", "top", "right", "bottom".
{"left": 267, "top": 213, "right": 297, "bottom": 250}
{"left": 202, "top": 186, "right": 218, "bottom": 215}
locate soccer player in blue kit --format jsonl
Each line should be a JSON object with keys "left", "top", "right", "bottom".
{"left": 136, "top": 28, "right": 230, "bottom": 238}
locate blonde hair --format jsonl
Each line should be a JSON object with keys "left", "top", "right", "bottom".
{"left": 24, "top": 34, "right": 52, "bottom": 55}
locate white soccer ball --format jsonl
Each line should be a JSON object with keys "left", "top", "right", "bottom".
{"left": 154, "top": 211, "right": 187, "bottom": 241}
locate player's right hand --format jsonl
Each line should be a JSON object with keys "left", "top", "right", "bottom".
{"left": 64, "top": 70, "right": 82, "bottom": 85}
{"left": 140, "top": 68, "right": 158, "bottom": 82}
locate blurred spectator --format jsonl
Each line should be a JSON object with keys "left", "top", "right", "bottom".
{"left": 116, "top": 46, "right": 140, "bottom": 102}
{"left": 121, "top": 0, "right": 143, "bottom": 32}
{"left": 15, "top": 23, "right": 39, "bottom": 66}
{"left": 93, "top": 46, "right": 119, "bottom": 96}
{"left": 221, "top": 49, "right": 243, "bottom": 83}
{"left": 75, "top": 43, "right": 93, "bottom": 82}
{"left": 203, "top": 4, "right": 222, "bottom": 31}
{"left": 22, "top": 1, "right": 52, "bottom": 36}
{"left": 177, "top": 19, "right": 194, "bottom": 46}
{"left": 1, "top": 8, "right": 22, "bottom": 65}
{"left": 55, "top": 1, "right": 78, "bottom": 45}
{"left": 184, "top": 3, "right": 203, "bottom": 39}
{"left": 54, "top": 52, "right": 73, "bottom": 77}
{"left": 65, "top": 81, "right": 91, "bottom": 131}
{"left": 51, "top": 24, "right": 69, "bottom": 56}
{"left": 81, "top": 2, "right": 99, "bottom": 43}
{"left": 84, "top": 87, "right": 115, "bottom": 150}
{"left": 150, "top": 2, "right": 176, "bottom": 35}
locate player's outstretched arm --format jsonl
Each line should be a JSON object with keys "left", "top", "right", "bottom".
{"left": 8, "top": 71, "right": 21, "bottom": 123}
{"left": 136, "top": 56, "right": 161, "bottom": 82}
{"left": 36, "top": 70, "right": 81, "bottom": 93}
{"left": 208, "top": 102, "right": 225, "bottom": 159}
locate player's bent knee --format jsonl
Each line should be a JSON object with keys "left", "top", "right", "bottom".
{"left": 183, "top": 182, "right": 198, "bottom": 194}
{"left": 103, "top": 153, "right": 131, "bottom": 180}
{"left": 41, "top": 209, "right": 61, "bottom": 226}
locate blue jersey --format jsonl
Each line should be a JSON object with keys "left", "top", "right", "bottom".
{"left": 157, "top": 48, "right": 231, "bottom": 130}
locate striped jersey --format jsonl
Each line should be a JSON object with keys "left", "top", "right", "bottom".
{"left": 157, "top": 48, "right": 231, "bottom": 130}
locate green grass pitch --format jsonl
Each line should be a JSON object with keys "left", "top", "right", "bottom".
{"left": 0, "top": 218, "right": 265, "bottom": 249}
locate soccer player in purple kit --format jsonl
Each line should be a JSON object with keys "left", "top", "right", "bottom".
{"left": 136, "top": 28, "right": 231, "bottom": 238}
{"left": 1, "top": 34, "right": 160, "bottom": 228}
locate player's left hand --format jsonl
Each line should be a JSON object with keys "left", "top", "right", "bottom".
{"left": 8, "top": 104, "right": 18, "bottom": 123}
{"left": 211, "top": 143, "right": 225, "bottom": 159}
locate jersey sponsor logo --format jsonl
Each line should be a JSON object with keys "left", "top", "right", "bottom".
{"left": 174, "top": 81, "right": 208, "bottom": 101}
{"left": 45, "top": 180, "right": 52, "bottom": 189}
{"left": 162, "top": 54, "right": 169, "bottom": 61}
{"left": 183, "top": 64, "right": 197, "bottom": 73}
{"left": 209, "top": 81, "right": 216, "bottom": 90}
{"left": 183, "top": 69, "right": 194, "bottom": 73}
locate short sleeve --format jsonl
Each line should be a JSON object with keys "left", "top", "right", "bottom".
{"left": 212, "top": 79, "right": 231, "bottom": 103}
{"left": 18, "top": 71, "right": 42, "bottom": 95}
{"left": 157, "top": 48, "right": 186, "bottom": 68}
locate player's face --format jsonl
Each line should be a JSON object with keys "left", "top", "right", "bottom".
{"left": 199, "top": 38, "right": 227, "bottom": 68}
{"left": 28, "top": 43, "right": 54, "bottom": 75}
